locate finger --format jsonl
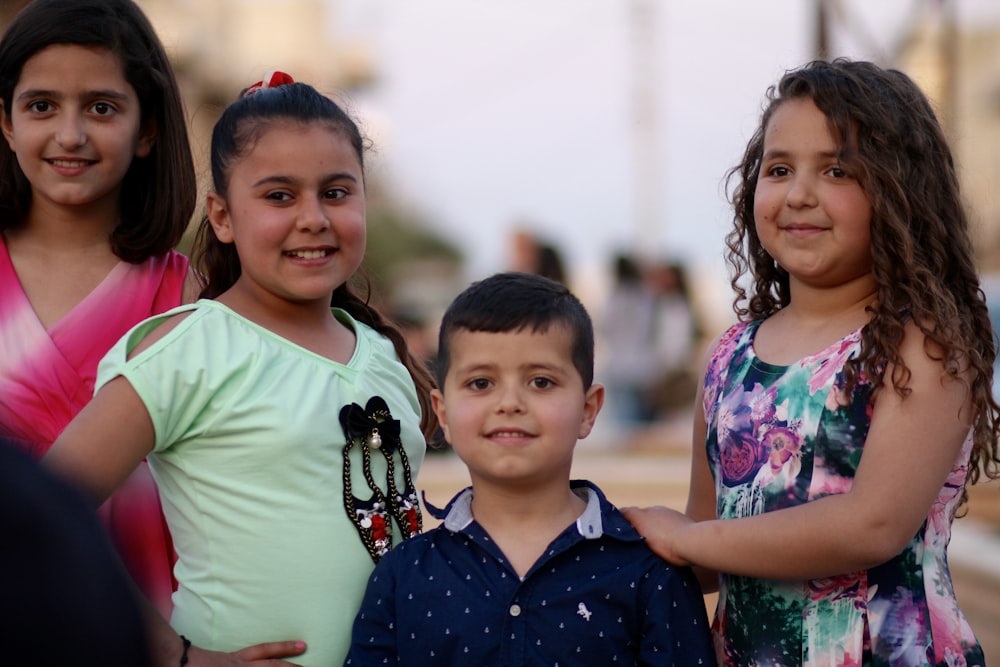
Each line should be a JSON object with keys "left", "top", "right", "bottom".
{"left": 235, "top": 641, "right": 307, "bottom": 661}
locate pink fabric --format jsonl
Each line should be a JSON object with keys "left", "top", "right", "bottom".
{"left": 0, "top": 235, "right": 187, "bottom": 614}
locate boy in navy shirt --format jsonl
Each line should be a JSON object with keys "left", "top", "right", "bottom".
{"left": 345, "top": 272, "right": 715, "bottom": 666}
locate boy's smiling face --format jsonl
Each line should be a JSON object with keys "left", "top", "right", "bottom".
{"left": 431, "top": 324, "right": 603, "bottom": 489}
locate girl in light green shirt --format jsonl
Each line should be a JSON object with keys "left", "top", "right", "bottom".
{"left": 47, "top": 73, "right": 437, "bottom": 667}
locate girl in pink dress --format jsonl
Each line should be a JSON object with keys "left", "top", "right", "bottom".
{"left": 0, "top": 0, "right": 197, "bottom": 615}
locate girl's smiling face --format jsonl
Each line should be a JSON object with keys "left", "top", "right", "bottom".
{"left": 1, "top": 44, "right": 154, "bottom": 221}
{"left": 753, "top": 97, "right": 874, "bottom": 290}
{"left": 207, "top": 119, "right": 366, "bottom": 310}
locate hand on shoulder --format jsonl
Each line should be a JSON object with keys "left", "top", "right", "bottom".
{"left": 620, "top": 505, "right": 695, "bottom": 566}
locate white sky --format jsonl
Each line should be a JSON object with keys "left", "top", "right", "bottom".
{"left": 332, "top": 0, "right": 1000, "bottom": 321}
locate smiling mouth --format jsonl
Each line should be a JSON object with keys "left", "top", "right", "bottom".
{"left": 47, "top": 158, "right": 96, "bottom": 168}
{"left": 285, "top": 249, "right": 332, "bottom": 259}
{"left": 782, "top": 223, "right": 825, "bottom": 231}
{"left": 486, "top": 429, "right": 534, "bottom": 439}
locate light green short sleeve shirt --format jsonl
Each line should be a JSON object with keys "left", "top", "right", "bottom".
{"left": 96, "top": 300, "right": 425, "bottom": 666}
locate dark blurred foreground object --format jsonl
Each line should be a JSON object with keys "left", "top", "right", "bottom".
{"left": 0, "top": 439, "right": 150, "bottom": 665}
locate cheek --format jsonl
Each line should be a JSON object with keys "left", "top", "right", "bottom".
{"left": 753, "top": 187, "right": 778, "bottom": 225}
{"left": 332, "top": 207, "right": 367, "bottom": 255}
{"left": 753, "top": 206, "right": 773, "bottom": 241}
{"left": 548, "top": 402, "right": 587, "bottom": 435}
{"left": 345, "top": 212, "right": 367, "bottom": 244}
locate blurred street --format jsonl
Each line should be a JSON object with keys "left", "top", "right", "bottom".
{"left": 417, "top": 415, "right": 1000, "bottom": 664}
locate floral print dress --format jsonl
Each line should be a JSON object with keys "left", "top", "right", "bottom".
{"left": 703, "top": 320, "right": 984, "bottom": 667}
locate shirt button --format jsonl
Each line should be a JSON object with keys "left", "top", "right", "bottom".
{"left": 509, "top": 604, "right": 522, "bottom": 617}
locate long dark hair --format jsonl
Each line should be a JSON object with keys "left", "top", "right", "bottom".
{"left": 0, "top": 0, "right": 196, "bottom": 261}
{"left": 725, "top": 58, "right": 1000, "bottom": 496}
{"left": 191, "top": 81, "right": 437, "bottom": 440}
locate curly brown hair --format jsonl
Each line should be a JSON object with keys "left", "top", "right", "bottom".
{"left": 724, "top": 58, "right": 999, "bottom": 499}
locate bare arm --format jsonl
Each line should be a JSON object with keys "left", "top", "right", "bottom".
{"left": 627, "top": 322, "right": 971, "bottom": 581}
{"left": 44, "top": 311, "right": 189, "bottom": 503}
{"left": 44, "top": 315, "right": 307, "bottom": 665}
{"left": 45, "top": 375, "right": 156, "bottom": 505}
{"left": 682, "top": 372, "right": 720, "bottom": 592}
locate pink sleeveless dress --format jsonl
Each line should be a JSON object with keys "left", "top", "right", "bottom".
{"left": 0, "top": 234, "right": 187, "bottom": 615}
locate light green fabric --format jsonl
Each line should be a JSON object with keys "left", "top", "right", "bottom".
{"left": 96, "top": 300, "right": 425, "bottom": 666}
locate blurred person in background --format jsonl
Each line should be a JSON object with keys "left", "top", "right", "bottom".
{"left": 598, "top": 252, "right": 659, "bottom": 426}
{"left": 642, "top": 260, "right": 701, "bottom": 419}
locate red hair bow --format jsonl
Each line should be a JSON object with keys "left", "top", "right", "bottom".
{"left": 242, "top": 71, "right": 295, "bottom": 97}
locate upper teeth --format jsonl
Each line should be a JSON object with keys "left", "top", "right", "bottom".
{"left": 290, "top": 250, "right": 327, "bottom": 259}
{"left": 50, "top": 159, "right": 89, "bottom": 167}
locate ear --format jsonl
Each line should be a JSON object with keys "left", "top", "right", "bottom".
{"left": 577, "top": 383, "right": 605, "bottom": 440}
{"left": 430, "top": 388, "right": 451, "bottom": 444}
{"left": 1, "top": 101, "right": 15, "bottom": 151}
{"left": 134, "top": 120, "right": 157, "bottom": 159}
{"left": 206, "top": 191, "right": 234, "bottom": 244}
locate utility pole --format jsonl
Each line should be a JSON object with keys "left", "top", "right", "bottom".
{"left": 937, "top": 0, "right": 959, "bottom": 143}
{"left": 815, "top": 0, "right": 831, "bottom": 59}
{"left": 629, "top": 0, "right": 661, "bottom": 261}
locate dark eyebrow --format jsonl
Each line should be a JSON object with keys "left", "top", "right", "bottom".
{"left": 762, "top": 148, "right": 840, "bottom": 162}
{"left": 251, "top": 172, "right": 359, "bottom": 189}
{"left": 15, "top": 88, "right": 132, "bottom": 103}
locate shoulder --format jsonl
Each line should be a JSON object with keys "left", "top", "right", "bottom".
{"left": 702, "top": 319, "right": 756, "bottom": 381}
{"left": 146, "top": 249, "right": 193, "bottom": 290}
{"left": 573, "top": 483, "right": 704, "bottom": 601}
{"left": 888, "top": 319, "right": 968, "bottom": 390}
{"left": 574, "top": 480, "right": 654, "bottom": 548}
{"left": 374, "top": 529, "right": 444, "bottom": 573}
{"left": 125, "top": 302, "right": 204, "bottom": 359}
{"left": 710, "top": 320, "right": 754, "bottom": 356}
{"left": 335, "top": 309, "right": 392, "bottom": 350}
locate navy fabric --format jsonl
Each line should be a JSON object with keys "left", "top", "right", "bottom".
{"left": 0, "top": 440, "right": 150, "bottom": 665}
{"left": 345, "top": 480, "right": 715, "bottom": 666}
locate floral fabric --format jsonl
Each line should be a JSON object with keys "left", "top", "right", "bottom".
{"left": 703, "top": 320, "right": 983, "bottom": 666}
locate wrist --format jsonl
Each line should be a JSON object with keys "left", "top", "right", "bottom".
{"left": 179, "top": 635, "right": 191, "bottom": 666}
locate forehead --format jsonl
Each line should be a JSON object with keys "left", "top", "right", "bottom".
{"left": 446, "top": 324, "right": 576, "bottom": 366}
{"left": 18, "top": 44, "right": 128, "bottom": 89}
{"left": 763, "top": 98, "right": 838, "bottom": 151}
{"left": 235, "top": 120, "right": 362, "bottom": 173}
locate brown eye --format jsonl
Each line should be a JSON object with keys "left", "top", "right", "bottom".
{"left": 531, "top": 377, "right": 554, "bottom": 389}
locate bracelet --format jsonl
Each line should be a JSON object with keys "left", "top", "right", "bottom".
{"left": 179, "top": 635, "right": 192, "bottom": 666}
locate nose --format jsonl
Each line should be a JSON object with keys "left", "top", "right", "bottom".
{"left": 55, "top": 114, "right": 87, "bottom": 149}
{"left": 495, "top": 384, "right": 526, "bottom": 415}
{"left": 296, "top": 196, "right": 331, "bottom": 233}
{"left": 785, "top": 174, "right": 817, "bottom": 208}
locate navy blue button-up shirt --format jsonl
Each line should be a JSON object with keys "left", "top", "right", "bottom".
{"left": 345, "top": 480, "right": 716, "bottom": 666}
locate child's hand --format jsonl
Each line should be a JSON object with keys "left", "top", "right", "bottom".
{"left": 621, "top": 505, "right": 694, "bottom": 566}
{"left": 182, "top": 640, "right": 307, "bottom": 666}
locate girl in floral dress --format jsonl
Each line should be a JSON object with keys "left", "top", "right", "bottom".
{"left": 625, "top": 59, "right": 1000, "bottom": 666}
